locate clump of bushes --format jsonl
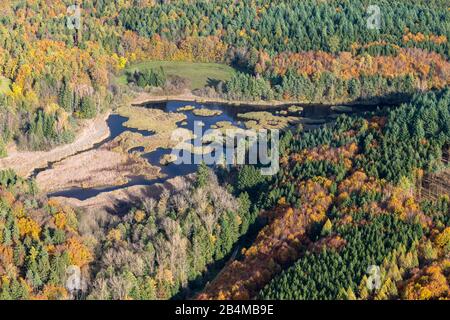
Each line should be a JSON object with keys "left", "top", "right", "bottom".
{"left": 127, "top": 67, "right": 166, "bottom": 88}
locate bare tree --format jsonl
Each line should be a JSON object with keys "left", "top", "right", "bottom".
{"left": 143, "top": 197, "right": 157, "bottom": 214}
{"left": 161, "top": 218, "right": 188, "bottom": 286}
{"left": 109, "top": 275, "right": 132, "bottom": 300}
{"left": 157, "top": 189, "right": 170, "bottom": 216}
{"left": 171, "top": 193, "right": 188, "bottom": 214}
{"left": 89, "top": 278, "right": 110, "bottom": 300}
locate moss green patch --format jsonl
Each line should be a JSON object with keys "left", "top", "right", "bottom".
{"left": 0, "top": 76, "right": 11, "bottom": 95}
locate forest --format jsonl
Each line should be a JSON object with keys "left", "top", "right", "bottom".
{"left": 0, "top": 0, "right": 449, "bottom": 156}
{"left": 0, "top": 0, "right": 449, "bottom": 301}
{"left": 2, "top": 89, "right": 448, "bottom": 300}
{"left": 198, "top": 89, "right": 450, "bottom": 300}
{"left": 119, "top": 0, "right": 450, "bottom": 101}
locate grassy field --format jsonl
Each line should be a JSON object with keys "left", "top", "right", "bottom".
{"left": 0, "top": 76, "right": 11, "bottom": 95}
{"left": 117, "top": 61, "right": 236, "bottom": 90}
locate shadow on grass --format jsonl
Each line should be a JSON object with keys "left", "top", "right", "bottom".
{"left": 206, "top": 77, "right": 222, "bottom": 88}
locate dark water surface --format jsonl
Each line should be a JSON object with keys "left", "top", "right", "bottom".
{"left": 49, "top": 100, "right": 382, "bottom": 200}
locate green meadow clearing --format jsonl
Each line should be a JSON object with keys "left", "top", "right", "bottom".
{"left": 0, "top": 76, "right": 11, "bottom": 95}
{"left": 118, "top": 61, "right": 236, "bottom": 90}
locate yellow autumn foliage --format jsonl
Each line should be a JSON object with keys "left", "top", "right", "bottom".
{"left": 67, "top": 237, "right": 93, "bottom": 267}
{"left": 435, "top": 227, "right": 450, "bottom": 248}
{"left": 134, "top": 210, "right": 146, "bottom": 223}
{"left": 106, "top": 228, "right": 122, "bottom": 242}
{"left": 53, "top": 212, "right": 67, "bottom": 230}
{"left": 17, "top": 217, "right": 41, "bottom": 240}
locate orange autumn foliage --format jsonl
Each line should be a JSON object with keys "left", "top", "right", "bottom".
{"left": 40, "top": 285, "right": 69, "bottom": 300}
{"left": 0, "top": 245, "right": 14, "bottom": 266}
{"left": 403, "top": 263, "right": 450, "bottom": 300}
{"left": 53, "top": 212, "right": 67, "bottom": 230}
{"left": 290, "top": 142, "right": 358, "bottom": 166}
{"left": 17, "top": 217, "right": 41, "bottom": 240}
{"left": 403, "top": 32, "right": 447, "bottom": 45}
{"left": 386, "top": 185, "right": 431, "bottom": 226}
{"left": 198, "top": 178, "right": 333, "bottom": 300}
{"left": 338, "top": 171, "right": 382, "bottom": 194}
{"left": 106, "top": 228, "right": 122, "bottom": 242}
{"left": 122, "top": 33, "right": 228, "bottom": 64}
{"left": 0, "top": 189, "right": 15, "bottom": 207}
{"left": 266, "top": 48, "right": 450, "bottom": 89}
{"left": 134, "top": 210, "right": 146, "bottom": 223}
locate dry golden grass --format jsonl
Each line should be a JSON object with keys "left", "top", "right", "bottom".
{"left": 109, "top": 128, "right": 195, "bottom": 155}
{"left": 118, "top": 106, "right": 186, "bottom": 133}
{"left": 211, "top": 121, "right": 239, "bottom": 131}
{"left": 192, "top": 108, "right": 223, "bottom": 117}
{"left": 52, "top": 175, "right": 195, "bottom": 213}
{"left": 177, "top": 105, "right": 196, "bottom": 112}
{"left": 237, "top": 111, "right": 300, "bottom": 130}
{"left": 34, "top": 105, "right": 192, "bottom": 193}
{"left": 160, "top": 154, "right": 178, "bottom": 165}
{"left": 36, "top": 148, "right": 161, "bottom": 192}
{"left": 288, "top": 105, "right": 304, "bottom": 113}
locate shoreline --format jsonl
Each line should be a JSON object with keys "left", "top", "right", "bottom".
{"left": 52, "top": 174, "right": 195, "bottom": 213}
{"left": 0, "top": 111, "right": 112, "bottom": 178}
{"left": 131, "top": 92, "right": 410, "bottom": 109}
{"left": 0, "top": 91, "right": 409, "bottom": 210}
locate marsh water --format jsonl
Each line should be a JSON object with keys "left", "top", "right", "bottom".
{"left": 48, "top": 100, "right": 382, "bottom": 200}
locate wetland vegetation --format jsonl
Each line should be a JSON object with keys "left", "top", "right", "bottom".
{"left": 36, "top": 100, "right": 363, "bottom": 204}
